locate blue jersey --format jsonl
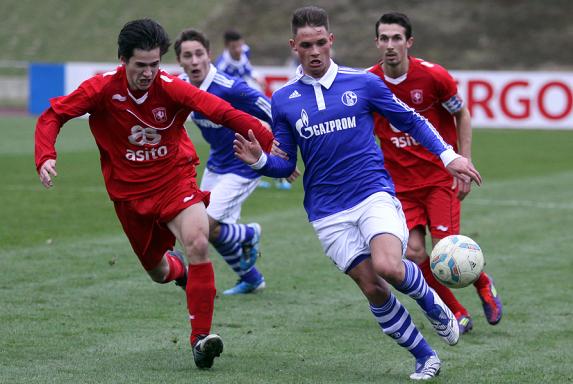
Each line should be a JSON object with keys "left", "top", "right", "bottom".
{"left": 262, "top": 62, "right": 452, "bottom": 221}
{"left": 180, "top": 65, "right": 272, "bottom": 178}
{"left": 214, "top": 44, "right": 254, "bottom": 80}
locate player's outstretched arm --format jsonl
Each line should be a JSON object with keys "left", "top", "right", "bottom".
{"left": 39, "top": 159, "right": 58, "bottom": 189}
{"left": 446, "top": 156, "right": 482, "bottom": 186}
{"left": 235, "top": 129, "right": 297, "bottom": 178}
{"left": 234, "top": 130, "right": 263, "bottom": 165}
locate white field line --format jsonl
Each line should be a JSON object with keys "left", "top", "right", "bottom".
{"left": 5, "top": 184, "right": 572, "bottom": 210}
{"left": 0, "top": 234, "right": 128, "bottom": 258}
{"left": 1, "top": 204, "right": 308, "bottom": 257}
{"left": 466, "top": 198, "right": 573, "bottom": 210}
{"left": 3, "top": 185, "right": 106, "bottom": 193}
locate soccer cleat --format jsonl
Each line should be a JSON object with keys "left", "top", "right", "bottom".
{"left": 192, "top": 334, "right": 224, "bottom": 369}
{"left": 169, "top": 249, "right": 187, "bottom": 290}
{"left": 240, "top": 223, "right": 261, "bottom": 271}
{"left": 410, "top": 353, "right": 441, "bottom": 380}
{"left": 455, "top": 312, "right": 474, "bottom": 334}
{"left": 477, "top": 273, "right": 503, "bottom": 325}
{"left": 257, "top": 180, "right": 271, "bottom": 189}
{"left": 223, "top": 277, "right": 266, "bottom": 295}
{"left": 275, "top": 179, "right": 292, "bottom": 190}
{"left": 423, "top": 289, "right": 460, "bottom": 345}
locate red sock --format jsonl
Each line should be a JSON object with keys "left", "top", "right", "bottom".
{"left": 473, "top": 271, "right": 489, "bottom": 290}
{"left": 186, "top": 262, "right": 216, "bottom": 346}
{"left": 419, "top": 258, "right": 469, "bottom": 316}
{"left": 164, "top": 253, "right": 186, "bottom": 283}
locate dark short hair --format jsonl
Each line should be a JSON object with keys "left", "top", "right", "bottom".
{"left": 291, "top": 6, "right": 329, "bottom": 35}
{"left": 117, "top": 19, "right": 171, "bottom": 60}
{"left": 375, "top": 12, "right": 412, "bottom": 39}
{"left": 174, "top": 28, "right": 210, "bottom": 58}
{"left": 223, "top": 29, "right": 242, "bottom": 44}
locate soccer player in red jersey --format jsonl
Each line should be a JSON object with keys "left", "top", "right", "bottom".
{"left": 369, "top": 12, "right": 502, "bottom": 333}
{"left": 34, "top": 19, "right": 273, "bottom": 369}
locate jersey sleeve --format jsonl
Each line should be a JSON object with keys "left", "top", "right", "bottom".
{"left": 227, "top": 80, "right": 272, "bottom": 125}
{"left": 34, "top": 77, "right": 101, "bottom": 172}
{"left": 257, "top": 95, "right": 297, "bottom": 178}
{"left": 430, "top": 63, "right": 463, "bottom": 114}
{"left": 366, "top": 73, "right": 451, "bottom": 157}
{"left": 167, "top": 75, "right": 274, "bottom": 152}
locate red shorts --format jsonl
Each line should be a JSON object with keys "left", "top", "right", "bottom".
{"left": 114, "top": 178, "right": 210, "bottom": 271}
{"left": 397, "top": 186, "right": 460, "bottom": 239}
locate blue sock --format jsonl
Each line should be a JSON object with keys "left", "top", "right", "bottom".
{"left": 370, "top": 293, "right": 434, "bottom": 359}
{"left": 213, "top": 224, "right": 261, "bottom": 284}
{"left": 395, "top": 259, "right": 435, "bottom": 312}
{"left": 218, "top": 223, "right": 254, "bottom": 244}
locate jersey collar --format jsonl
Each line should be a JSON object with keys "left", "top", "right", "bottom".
{"left": 384, "top": 72, "right": 407, "bottom": 85}
{"left": 177, "top": 64, "right": 217, "bottom": 91}
{"left": 199, "top": 64, "right": 217, "bottom": 91}
{"left": 296, "top": 59, "right": 338, "bottom": 89}
{"left": 382, "top": 56, "right": 412, "bottom": 85}
{"left": 127, "top": 89, "right": 149, "bottom": 104}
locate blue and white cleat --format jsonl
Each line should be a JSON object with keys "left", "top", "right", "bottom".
{"left": 257, "top": 180, "right": 271, "bottom": 189}
{"left": 275, "top": 179, "right": 292, "bottom": 190}
{"left": 223, "top": 277, "right": 266, "bottom": 295}
{"left": 410, "top": 352, "right": 441, "bottom": 380}
{"left": 423, "top": 288, "right": 460, "bottom": 345}
{"left": 240, "top": 223, "right": 261, "bottom": 271}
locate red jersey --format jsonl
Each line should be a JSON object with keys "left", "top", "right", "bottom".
{"left": 35, "top": 65, "right": 273, "bottom": 201}
{"left": 369, "top": 57, "right": 462, "bottom": 192}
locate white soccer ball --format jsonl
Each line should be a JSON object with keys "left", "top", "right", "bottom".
{"left": 430, "top": 235, "right": 484, "bottom": 289}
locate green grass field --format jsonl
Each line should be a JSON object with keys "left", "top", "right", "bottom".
{"left": 0, "top": 0, "right": 234, "bottom": 64}
{"left": 1, "top": 116, "right": 572, "bottom": 383}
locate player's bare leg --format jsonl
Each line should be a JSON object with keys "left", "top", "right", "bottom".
{"left": 168, "top": 202, "right": 222, "bottom": 368}
{"left": 347, "top": 257, "right": 441, "bottom": 379}
{"left": 146, "top": 250, "right": 187, "bottom": 289}
{"left": 370, "top": 233, "right": 459, "bottom": 346}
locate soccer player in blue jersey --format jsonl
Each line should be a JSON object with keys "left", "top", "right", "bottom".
{"left": 214, "top": 29, "right": 263, "bottom": 91}
{"left": 175, "top": 29, "right": 268, "bottom": 295}
{"left": 215, "top": 29, "right": 293, "bottom": 191}
{"left": 234, "top": 6, "right": 482, "bottom": 380}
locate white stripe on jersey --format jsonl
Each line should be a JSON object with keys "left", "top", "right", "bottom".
{"left": 273, "top": 75, "right": 300, "bottom": 93}
{"left": 255, "top": 97, "right": 272, "bottom": 118}
{"left": 338, "top": 66, "right": 366, "bottom": 74}
{"left": 391, "top": 94, "right": 450, "bottom": 149}
{"left": 213, "top": 73, "right": 235, "bottom": 88}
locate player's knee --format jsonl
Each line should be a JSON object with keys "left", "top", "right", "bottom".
{"left": 181, "top": 233, "right": 210, "bottom": 262}
{"left": 372, "top": 256, "right": 403, "bottom": 284}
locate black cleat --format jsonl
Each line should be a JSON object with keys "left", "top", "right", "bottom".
{"left": 193, "top": 334, "right": 224, "bottom": 369}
